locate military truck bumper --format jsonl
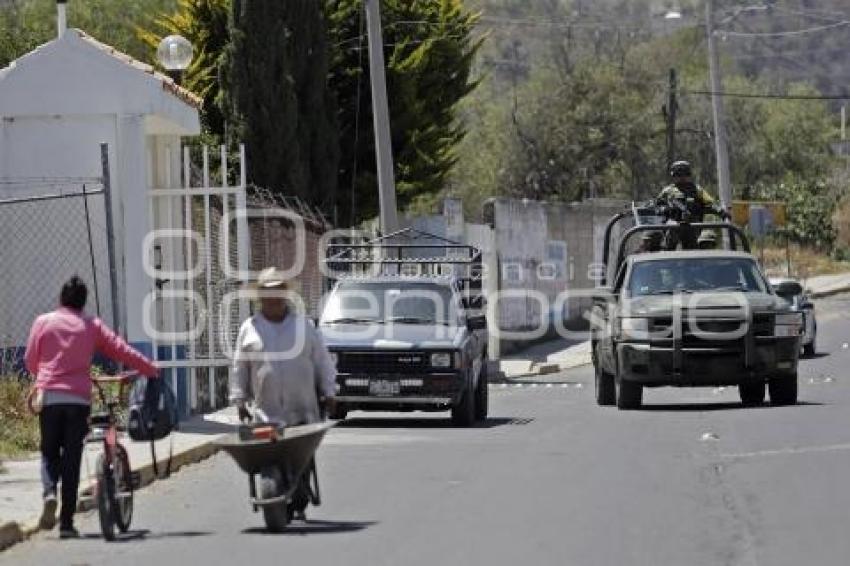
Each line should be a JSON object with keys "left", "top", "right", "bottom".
{"left": 617, "top": 336, "right": 800, "bottom": 387}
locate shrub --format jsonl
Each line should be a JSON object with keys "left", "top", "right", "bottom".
{"left": 0, "top": 376, "right": 39, "bottom": 456}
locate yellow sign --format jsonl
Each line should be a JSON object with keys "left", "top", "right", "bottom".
{"left": 731, "top": 200, "right": 787, "bottom": 230}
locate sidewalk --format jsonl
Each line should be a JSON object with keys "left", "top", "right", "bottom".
{"left": 804, "top": 272, "right": 850, "bottom": 299}
{"left": 497, "top": 338, "right": 592, "bottom": 381}
{"left": 0, "top": 407, "right": 239, "bottom": 551}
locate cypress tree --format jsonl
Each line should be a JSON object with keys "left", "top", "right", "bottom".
{"left": 221, "top": 0, "right": 339, "bottom": 210}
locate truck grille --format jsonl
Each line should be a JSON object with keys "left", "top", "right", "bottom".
{"left": 338, "top": 351, "right": 431, "bottom": 374}
{"left": 651, "top": 312, "right": 775, "bottom": 346}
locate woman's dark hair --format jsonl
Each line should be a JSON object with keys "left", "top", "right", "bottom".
{"left": 60, "top": 276, "right": 88, "bottom": 310}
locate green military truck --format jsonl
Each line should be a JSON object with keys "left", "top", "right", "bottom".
{"left": 591, "top": 210, "right": 803, "bottom": 410}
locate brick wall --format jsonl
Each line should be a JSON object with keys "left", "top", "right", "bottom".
{"left": 246, "top": 203, "right": 329, "bottom": 318}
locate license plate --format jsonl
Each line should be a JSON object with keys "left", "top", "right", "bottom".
{"left": 369, "top": 380, "right": 401, "bottom": 397}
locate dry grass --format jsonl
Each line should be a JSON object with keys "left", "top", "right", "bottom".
{"left": 0, "top": 377, "right": 39, "bottom": 457}
{"left": 758, "top": 243, "right": 850, "bottom": 281}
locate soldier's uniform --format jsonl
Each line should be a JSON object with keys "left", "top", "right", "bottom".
{"left": 656, "top": 183, "right": 718, "bottom": 223}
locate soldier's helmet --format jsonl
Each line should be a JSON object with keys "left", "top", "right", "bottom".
{"left": 669, "top": 160, "right": 693, "bottom": 178}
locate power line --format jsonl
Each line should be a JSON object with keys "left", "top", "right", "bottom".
{"left": 477, "top": 15, "right": 649, "bottom": 31}
{"left": 769, "top": 5, "right": 849, "bottom": 24}
{"left": 683, "top": 89, "right": 850, "bottom": 100}
{"left": 719, "top": 19, "right": 850, "bottom": 38}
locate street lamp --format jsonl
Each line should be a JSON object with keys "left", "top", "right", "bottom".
{"left": 157, "top": 35, "right": 194, "bottom": 85}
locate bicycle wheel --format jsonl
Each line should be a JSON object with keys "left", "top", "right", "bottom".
{"left": 113, "top": 444, "right": 134, "bottom": 533}
{"left": 95, "top": 453, "right": 116, "bottom": 541}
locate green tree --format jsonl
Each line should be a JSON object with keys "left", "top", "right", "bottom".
{"left": 221, "top": 0, "right": 339, "bottom": 210}
{"left": 0, "top": 0, "right": 177, "bottom": 67}
{"left": 327, "top": 0, "right": 482, "bottom": 224}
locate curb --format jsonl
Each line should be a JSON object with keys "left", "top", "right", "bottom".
{"left": 492, "top": 354, "right": 592, "bottom": 382}
{"left": 0, "top": 520, "right": 38, "bottom": 553}
{"left": 77, "top": 437, "right": 223, "bottom": 513}
{"left": 0, "top": 436, "right": 222, "bottom": 553}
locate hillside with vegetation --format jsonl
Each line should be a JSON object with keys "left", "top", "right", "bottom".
{"left": 451, "top": 0, "right": 849, "bottom": 256}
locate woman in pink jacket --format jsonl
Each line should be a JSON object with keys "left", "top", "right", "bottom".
{"left": 25, "top": 276, "right": 158, "bottom": 539}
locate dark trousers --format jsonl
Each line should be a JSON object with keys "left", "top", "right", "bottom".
{"left": 40, "top": 404, "right": 90, "bottom": 528}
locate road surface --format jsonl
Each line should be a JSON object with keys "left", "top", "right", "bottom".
{"left": 5, "top": 296, "right": 850, "bottom": 566}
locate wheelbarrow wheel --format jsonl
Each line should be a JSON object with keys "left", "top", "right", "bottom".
{"left": 259, "top": 467, "right": 290, "bottom": 533}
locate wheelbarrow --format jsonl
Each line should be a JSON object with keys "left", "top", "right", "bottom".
{"left": 216, "top": 421, "right": 335, "bottom": 532}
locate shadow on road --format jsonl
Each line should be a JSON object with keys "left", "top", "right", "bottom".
{"left": 801, "top": 352, "right": 830, "bottom": 360}
{"left": 639, "top": 401, "right": 825, "bottom": 412}
{"left": 242, "top": 519, "right": 377, "bottom": 536}
{"left": 337, "top": 416, "right": 533, "bottom": 429}
{"left": 78, "top": 529, "right": 212, "bottom": 542}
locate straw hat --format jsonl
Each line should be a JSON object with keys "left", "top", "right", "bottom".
{"left": 251, "top": 267, "right": 291, "bottom": 291}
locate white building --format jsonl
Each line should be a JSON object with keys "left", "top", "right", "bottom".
{"left": 0, "top": 24, "right": 204, "bottom": 410}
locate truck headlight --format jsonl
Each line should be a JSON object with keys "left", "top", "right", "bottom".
{"left": 774, "top": 313, "right": 803, "bottom": 337}
{"left": 619, "top": 317, "right": 650, "bottom": 340}
{"left": 431, "top": 352, "right": 452, "bottom": 368}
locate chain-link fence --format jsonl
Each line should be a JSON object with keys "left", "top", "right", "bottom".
{"left": 0, "top": 179, "right": 113, "bottom": 375}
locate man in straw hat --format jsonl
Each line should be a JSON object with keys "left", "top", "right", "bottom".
{"left": 229, "top": 267, "right": 337, "bottom": 427}
{"left": 229, "top": 267, "right": 337, "bottom": 520}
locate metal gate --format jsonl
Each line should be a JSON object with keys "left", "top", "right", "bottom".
{"left": 147, "top": 144, "right": 251, "bottom": 413}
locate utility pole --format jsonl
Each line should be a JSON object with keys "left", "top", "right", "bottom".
{"left": 706, "top": 0, "right": 732, "bottom": 210}
{"left": 665, "top": 68, "right": 678, "bottom": 167}
{"left": 364, "top": 0, "right": 399, "bottom": 235}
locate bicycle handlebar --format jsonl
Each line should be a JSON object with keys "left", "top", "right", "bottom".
{"left": 91, "top": 371, "right": 141, "bottom": 384}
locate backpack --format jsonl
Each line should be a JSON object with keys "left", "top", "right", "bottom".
{"left": 127, "top": 377, "right": 178, "bottom": 442}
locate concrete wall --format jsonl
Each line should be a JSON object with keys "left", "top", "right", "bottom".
{"left": 483, "top": 197, "right": 628, "bottom": 333}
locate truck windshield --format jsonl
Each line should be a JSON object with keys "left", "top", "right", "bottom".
{"left": 321, "top": 282, "right": 457, "bottom": 326}
{"left": 628, "top": 258, "right": 768, "bottom": 297}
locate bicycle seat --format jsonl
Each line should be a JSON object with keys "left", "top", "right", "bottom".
{"left": 90, "top": 413, "right": 111, "bottom": 427}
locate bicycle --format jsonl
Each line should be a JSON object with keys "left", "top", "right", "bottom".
{"left": 88, "top": 371, "right": 139, "bottom": 541}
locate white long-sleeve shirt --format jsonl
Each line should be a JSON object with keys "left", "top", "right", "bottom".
{"left": 229, "top": 312, "right": 336, "bottom": 426}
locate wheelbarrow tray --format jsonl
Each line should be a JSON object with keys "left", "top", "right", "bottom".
{"left": 215, "top": 422, "right": 334, "bottom": 478}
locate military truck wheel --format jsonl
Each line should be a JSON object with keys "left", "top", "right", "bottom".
{"left": 595, "top": 361, "right": 616, "bottom": 406}
{"left": 739, "top": 382, "right": 766, "bottom": 406}
{"left": 616, "top": 378, "right": 642, "bottom": 410}
{"left": 769, "top": 374, "right": 798, "bottom": 406}
{"left": 474, "top": 359, "right": 489, "bottom": 421}
{"left": 803, "top": 329, "right": 816, "bottom": 357}
{"left": 451, "top": 374, "right": 476, "bottom": 427}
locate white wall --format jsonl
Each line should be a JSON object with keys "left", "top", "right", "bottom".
{"left": 492, "top": 200, "right": 548, "bottom": 331}
{"left": 0, "top": 113, "right": 189, "bottom": 347}
{"left": 0, "top": 115, "right": 121, "bottom": 346}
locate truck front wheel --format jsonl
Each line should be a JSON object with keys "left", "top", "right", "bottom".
{"left": 739, "top": 382, "right": 766, "bottom": 406}
{"left": 451, "top": 374, "right": 476, "bottom": 427}
{"left": 595, "top": 360, "right": 616, "bottom": 406}
{"left": 474, "top": 360, "right": 489, "bottom": 421}
{"left": 769, "top": 374, "right": 798, "bottom": 406}
{"left": 616, "top": 379, "right": 642, "bottom": 410}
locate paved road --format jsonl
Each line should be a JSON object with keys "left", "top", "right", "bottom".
{"left": 6, "top": 296, "right": 850, "bottom": 566}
